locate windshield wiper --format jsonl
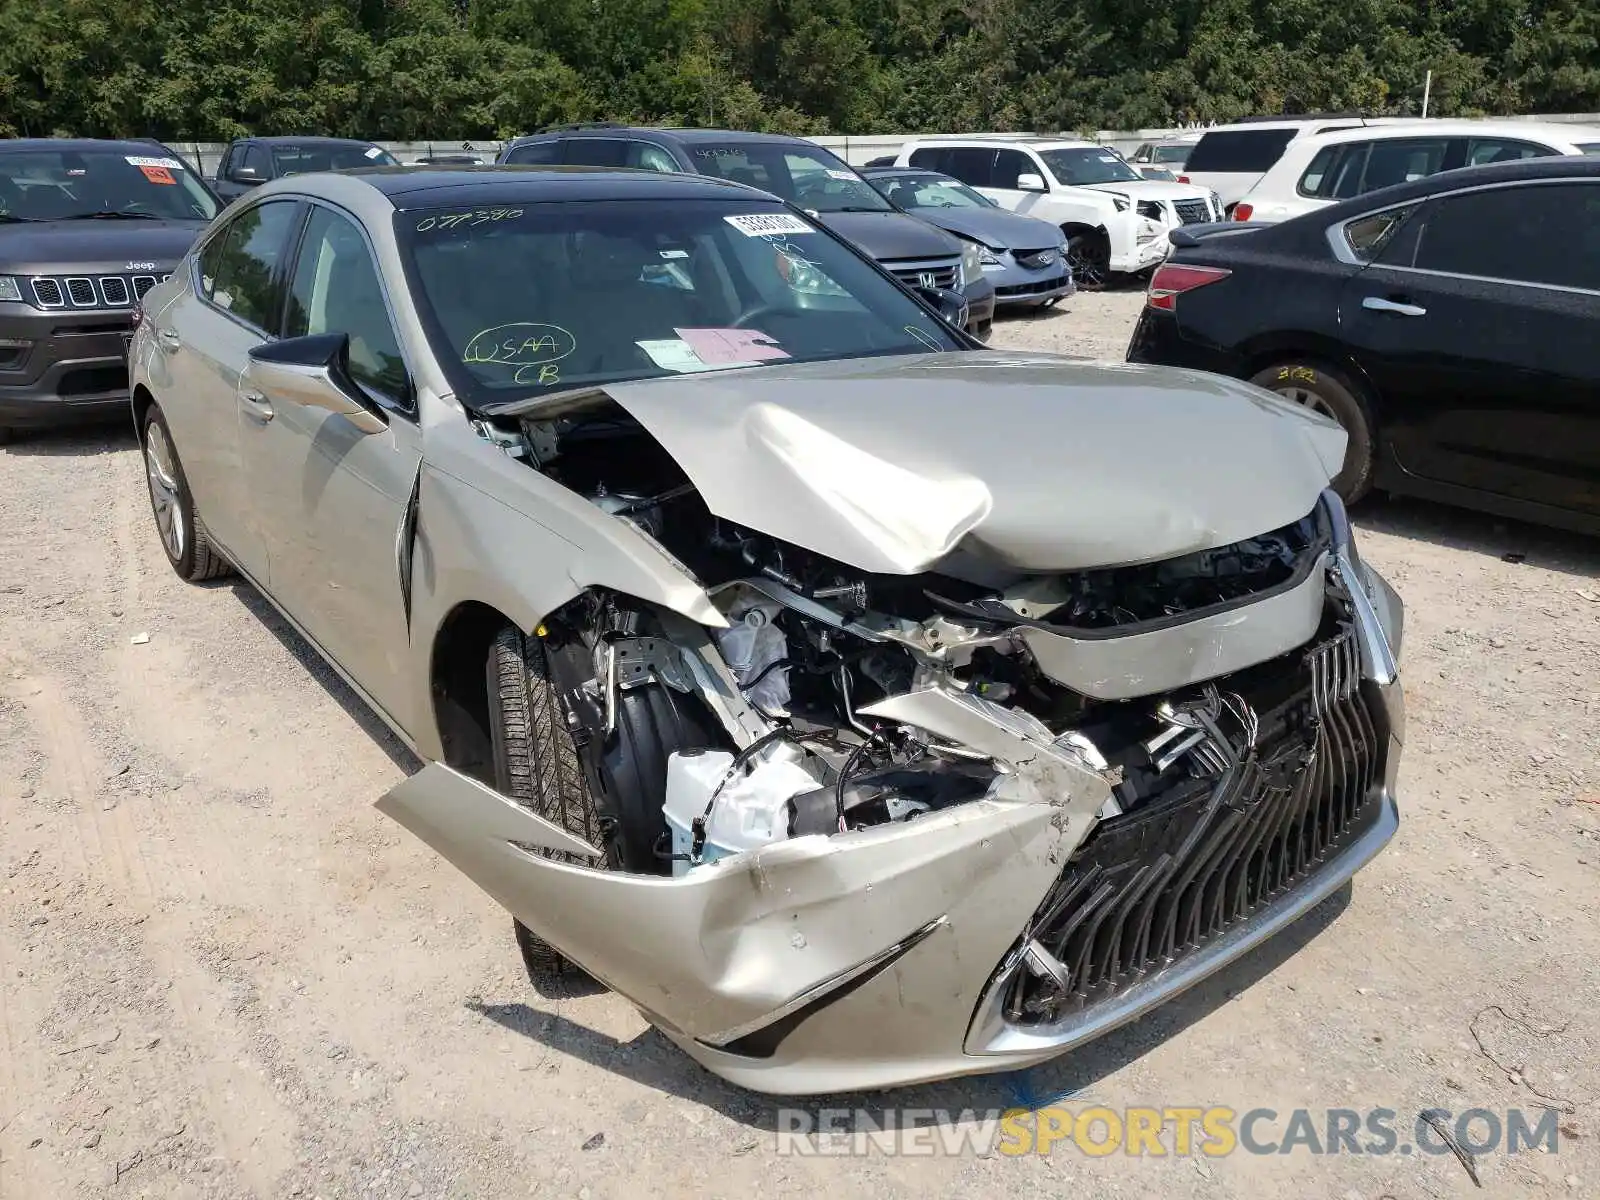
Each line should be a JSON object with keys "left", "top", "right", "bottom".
{"left": 62, "top": 211, "right": 163, "bottom": 220}
{"left": 0, "top": 214, "right": 43, "bottom": 223}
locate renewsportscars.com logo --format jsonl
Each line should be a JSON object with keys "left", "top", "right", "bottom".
{"left": 774, "top": 1104, "right": 1563, "bottom": 1159}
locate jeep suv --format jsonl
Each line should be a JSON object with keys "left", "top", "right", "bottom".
{"left": 0, "top": 138, "right": 219, "bottom": 442}
{"left": 211, "top": 137, "right": 399, "bottom": 203}
{"left": 499, "top": 125, "right": 997, "bottom": 339}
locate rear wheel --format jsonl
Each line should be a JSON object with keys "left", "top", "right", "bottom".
{"left": 141, "top": 406, "right": 233, "bottom": 581}
{"left": 1248, "top": 359, "right": 1377, "bottom": 502}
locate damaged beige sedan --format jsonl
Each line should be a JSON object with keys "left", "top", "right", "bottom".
{"left": 129, "top": 166, "right": 1404, "bottom": 1096}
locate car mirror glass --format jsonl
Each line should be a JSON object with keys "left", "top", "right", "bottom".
{"left": 1016, "top": 172, "right": 1047, "bottom": 192}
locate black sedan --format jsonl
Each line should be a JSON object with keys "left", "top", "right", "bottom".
{"left": 1128, "top": 156, "right": 1600, "bottom": 535}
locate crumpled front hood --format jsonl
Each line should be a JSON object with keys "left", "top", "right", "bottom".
{"left": 1083, "top": 180, "right": 1212, "bottom": 202}
{"left": 591, "top": 351, "right": 1347, "bottom": 577}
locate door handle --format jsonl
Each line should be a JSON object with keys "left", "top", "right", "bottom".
{"left": 1362, "top": 296, "right": 1427, "bottom": 317}
{"left": 239, "top": 389, "right": 274, "bottom": 423}
{"left": 157, "top": 327, "right": 181, "bottom": 352}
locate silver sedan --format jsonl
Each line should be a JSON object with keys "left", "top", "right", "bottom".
{"left": 129, "top": 165, "right": 1404, "bottom": 1095}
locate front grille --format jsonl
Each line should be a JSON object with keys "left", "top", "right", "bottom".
{"left": 1000, "top": 622, "right": 1379, "bottom": 1024}
{"left": 1174, "top": 198, "right": 1212, "bottom": 225}
{"left": 887, "top": 260, "right": 960, "bottom": 290}
{"left": 26, "top": 273, "right": 171, "bottom": 311}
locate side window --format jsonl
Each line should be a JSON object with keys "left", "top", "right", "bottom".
{"left": 240, "top": 144, "right": 271, "bottom": 179}
{"left": 1358, "top": 138, "right": 1449, "bottom": 193}
{"left": 907, "top": 147, "right": 950, "bottom": 173}
{"left": 207, "top": 200, "right": 299, "bottom": 330}
{"left": 197, "top": 228, "right": 229, "bottom": 300}
{"left": 1465, "top": 138, "right": 1555, "bottom": 166}
{"left": 628, "top": 142, "right": 678, "bottom": 173}
{"left": 504, "top": 140, "right": 562, "bottom": 166}
{"left": 562, "top": 139, "right": 631, "bottom": 167}
{"left": 284, "top": 207, "right": 409, "bottom": 403}
{"left": 1328, "top": 145, "right": 1370, "bottom": 199}
{"left": 216, "top": 145, "right": 235, "bottom": 179}
{"left": 1298, "top": 145, "right": 1340, "bottom": 197}
{"left": 948, "top": 147, "right": 998, "bottom": 187}
{"left": 1413, "top": 182, "right": 1600, "bottom": 290}
{"left": 1132, "top": 144, "right": 1153, "bottom": 163}
{"left": 991, "top": 149, "right": 1037, "bottom": 189}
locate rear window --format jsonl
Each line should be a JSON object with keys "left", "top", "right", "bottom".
{"left": 1184, "top": 129, "right": 1297, "bottom": 173}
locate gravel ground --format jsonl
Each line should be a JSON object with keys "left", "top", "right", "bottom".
{"left": 1, "top": 292, "right": 1597, "bottom": 1200}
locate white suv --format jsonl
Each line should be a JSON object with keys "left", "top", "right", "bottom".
{"left": 1177, "top": 117, "right": 1420, "bottom": 208}
{"left": 1232, "top": 119, "right": 1600, "bottom": 222}
{"left": 894, "top": 137, "right": 1222, "bottom": 286}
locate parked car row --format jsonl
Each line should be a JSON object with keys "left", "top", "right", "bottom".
{"left": 1128, "top": 155, "right": 1600, "bottom": 536}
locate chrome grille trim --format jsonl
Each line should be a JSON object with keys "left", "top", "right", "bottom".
{"left": 31, "top": 278, "right": 65, "bottom": 308}
{"left": 65, "top": 277, "right": 98, "bottom": 307}
{"left": 132, "top": 275, "right": 158, "bottom": 299}
{"left": 99, "top": 276, "right": 131, "bottom": 306}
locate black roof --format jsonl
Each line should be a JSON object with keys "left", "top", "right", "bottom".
{"left": 0, "top": 137, "right": 187, "bottom": 155}
{"left": 241, "top": 135, "right": 383, "bottom": 147}
{"left": 340, "top": 163, "right": 774, "bottom": 206}
{"left": 509, "top": 125, "right": 819, "bottom": 147}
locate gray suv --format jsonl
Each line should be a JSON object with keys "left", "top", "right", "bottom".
{"left": 498, "top": 124, "right": 997, "bottom": 340}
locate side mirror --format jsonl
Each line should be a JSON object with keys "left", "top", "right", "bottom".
{"left": 915, "top": 285, "right": 969, "bottom": 331}
{"left": 232, "top": 165, "right": 264, "bottom": 185}
{"left": 246, "top": 333, "right": 388, "bottom": 435}
{"left": 1015, "top": 172, "right": 1047, "bottom": 193}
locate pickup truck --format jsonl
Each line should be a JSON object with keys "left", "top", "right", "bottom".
{"left": 210, "top": 137, "right": 398, "bottom": 202}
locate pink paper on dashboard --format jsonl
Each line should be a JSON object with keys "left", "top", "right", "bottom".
{"left": 674, "top": 327, "right": 790, "bottom": 365}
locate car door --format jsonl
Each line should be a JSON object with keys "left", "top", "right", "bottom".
{"left": 212, "top": 141, "right": 246, "bottom": 201}
{"left": 1338, "top": 180, "right": 1600, "bottom": 517}
{"left": 155, "top": 198, "right": 302, "bottom": 575}
{"left": 237, "top": 201, "right": 423, "bottom": 731}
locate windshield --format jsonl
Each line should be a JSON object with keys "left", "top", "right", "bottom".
{"left": 685, "top": 143, "right": 893, "bottom": 213}
{"left": 870, "top": 173, "right": 993, "bottom": 210}
{"left": 271, "top": 144, "right": 398, "bottom": 175}
{"left": 398, "top": 198, "right": 961, "bottom": 406}
{"left": 1038, "top": 148, "right": 1144, "bottom": 186}
{"left": 0, "top": 148, "right": 216, "bottom": 222}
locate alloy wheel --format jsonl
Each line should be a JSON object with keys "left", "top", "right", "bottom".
{"left": 1273, "top": 384, "right": 1338, "bottom": 421}
{"left": 144, "top": 423, "right": 186, "bottom": 562}
{"left": 1065, "top": 238, "right": 1108, "bottom": 289}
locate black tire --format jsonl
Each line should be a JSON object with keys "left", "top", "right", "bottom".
{"left": 141, "top": 405, "right": 233, "bottom": 582}
{"left": 1064, "top": 231, "right": 1111, "bottom": 290}
{"left": 1248, "top": 360, "right": 1378, "bottom": 503}
{"left": 487, "top": 626, "right": 603, "bottom": 978}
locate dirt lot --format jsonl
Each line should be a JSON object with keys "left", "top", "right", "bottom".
{"left": 2, "top": 291, "right": 1598, "bottom": 1200}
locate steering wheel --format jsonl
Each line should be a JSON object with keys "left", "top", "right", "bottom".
{"left": 730, "top": 301, "right": 789, "bottom": 329}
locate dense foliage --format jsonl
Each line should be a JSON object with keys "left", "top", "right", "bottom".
{"left": 1, "top": 0, "right": 1597, "bottom": 140}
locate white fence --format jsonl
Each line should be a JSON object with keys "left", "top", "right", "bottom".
{"left": 167, "top": 113, "right": 1600, "bottom": 176}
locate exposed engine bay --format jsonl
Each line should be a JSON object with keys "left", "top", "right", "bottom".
{"left": 490, "top": 404, "right": 1335, "bottom": 882}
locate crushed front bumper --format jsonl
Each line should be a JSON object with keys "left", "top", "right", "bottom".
{"left": 377, "top": 493, "right": 1403, "bottom": 1096}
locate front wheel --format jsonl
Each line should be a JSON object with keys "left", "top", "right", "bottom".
{"left": 1248, "top": 360, "right": 1377, "bottom": 502}
{"left": 141, "top": 406, "right": 233, "bottom": 581}
{"left": 1064, "top": 233, "right": 1111, "bottom": 290}
{"left": 487, "top": 627, "right": 607, "bottom": 979}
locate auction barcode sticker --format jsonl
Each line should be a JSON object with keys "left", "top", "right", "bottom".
{"left": 724, "top": 213, "right": 814, "bottom": 237}
{"left": 125, "top": 156, "right": 185, "bottom": 170}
